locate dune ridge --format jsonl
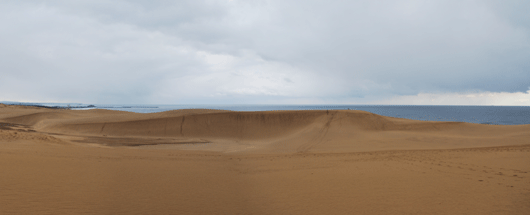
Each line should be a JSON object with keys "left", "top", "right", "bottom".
{"left": 1, "top": 106, "right": 528, "bottom": 153}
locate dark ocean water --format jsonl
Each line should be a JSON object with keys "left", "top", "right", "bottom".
{"left": 3, "top": 103, "right": 529, "bottom": 125}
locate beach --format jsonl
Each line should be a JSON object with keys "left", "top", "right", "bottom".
{"left": 1, "top": 104, "right": 529, "bottom": 214}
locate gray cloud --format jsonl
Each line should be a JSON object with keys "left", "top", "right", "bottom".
{"left": 0, "top": 0, "right": 528, "bottom": 104}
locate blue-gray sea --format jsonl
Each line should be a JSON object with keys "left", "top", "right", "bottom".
{"left": 3, "top": 102, "right": 530, "bottom": 125}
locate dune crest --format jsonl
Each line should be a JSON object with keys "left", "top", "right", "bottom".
{"left": 1, "top": 106, "right": 528, "bottom": 153}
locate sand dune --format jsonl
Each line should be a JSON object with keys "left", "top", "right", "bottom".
{"left": 4, "top": 108, "right": 528, "bottom": 152}
{"left": 0, "top": 105, "right": 529, "bottom": 214}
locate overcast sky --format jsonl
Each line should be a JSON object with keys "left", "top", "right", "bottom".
{"left": 1, "top": 0, "right": 529, "bottom": 105}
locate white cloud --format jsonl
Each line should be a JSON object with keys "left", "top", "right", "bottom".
{"left": 0, "top": 0, "right": 528, "bottom": 104}
{"left": 374, "top": 89, "right": 530, "bottom": 106}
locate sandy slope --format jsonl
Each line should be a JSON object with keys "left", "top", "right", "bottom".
{"left": 0, "top": 104, "right": 529, "bottom": 214}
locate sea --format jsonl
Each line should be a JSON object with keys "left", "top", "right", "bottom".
{"left": 2, "top": 102, "right": 530, "bottom": 125}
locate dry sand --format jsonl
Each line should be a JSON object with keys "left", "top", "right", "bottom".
{"left": 0, "top": 104, "right": 529, "bottom": 214}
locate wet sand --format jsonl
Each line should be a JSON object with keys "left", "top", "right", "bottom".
{"left": 1, "top": 104, "right": 529, "bottom": 214}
